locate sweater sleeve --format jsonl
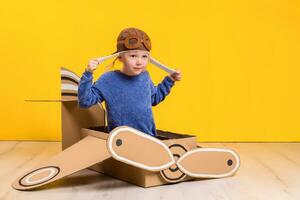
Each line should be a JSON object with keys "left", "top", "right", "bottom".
{"left": 151, "top": 76, "right": 175, "bottom": 106}
{"left": 77, "top": 70, "right": 105, "bottom": 108}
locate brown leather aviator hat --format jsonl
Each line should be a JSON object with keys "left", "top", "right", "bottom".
{"left": 113, "top": 27, "right": 152, "bottom": 54}
{"left": 82, "top": 27, "right": 175, "bottom": 74}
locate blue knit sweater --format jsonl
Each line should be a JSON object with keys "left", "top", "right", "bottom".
{"left": 78, "top": 70, "right": 175, "bottom": 136}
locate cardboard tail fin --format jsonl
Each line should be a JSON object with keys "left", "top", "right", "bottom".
{"left": 176, "top": 148, "right": 240, "bottom": 178}
{"left": 60, "top": 67, "right": 80, "bottom": 101}
{"left": 12, "top": 136, "right": 110, "bottom": 190}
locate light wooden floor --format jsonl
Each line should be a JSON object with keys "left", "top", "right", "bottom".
{"left": 0, "top": 141, "right": 300, "bottom": 200}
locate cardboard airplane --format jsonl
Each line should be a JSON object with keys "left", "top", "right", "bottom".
{"left": 12, "top": 55, "right": 240, "bottom": 190}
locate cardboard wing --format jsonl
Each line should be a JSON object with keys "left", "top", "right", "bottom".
{"left": 12, "top": 126, "right": 240, "bottom": 190}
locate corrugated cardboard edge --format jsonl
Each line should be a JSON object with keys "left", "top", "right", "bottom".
{"left": 81, "top": 128, "right": 198, "bottom": 187}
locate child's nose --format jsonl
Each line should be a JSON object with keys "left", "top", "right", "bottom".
{"left": 136, "top": 57, "right": 142, "bottom": 65}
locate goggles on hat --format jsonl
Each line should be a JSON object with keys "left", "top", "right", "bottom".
{"left": 117, "top": 33, "right": 151, "bottom": 51}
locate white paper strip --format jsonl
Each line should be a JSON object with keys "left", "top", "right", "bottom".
{"left": 61, "top": 84, "right": 78, "bottom": 91}
{"left": 95, "top": 51, "right": 177, "bottom": 74}
{"left": 149, "top": 57, "right": 176, "bottom": 74}
{"left": 61, "top": 68, "right": 80, "bottom": 82}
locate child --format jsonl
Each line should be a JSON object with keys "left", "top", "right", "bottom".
{"left": 78, "top": 27, "right": 181, "bottom": 137}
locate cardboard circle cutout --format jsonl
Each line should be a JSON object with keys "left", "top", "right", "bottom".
{"left": 160, "top": 143, "right": 188, "bottom": 183}
{"left": 19, "top": 166, "right": 60, "bottom": 187}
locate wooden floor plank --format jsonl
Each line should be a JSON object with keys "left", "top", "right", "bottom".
{"left": 0, "top": 141, "right": 299, "bottom": 200}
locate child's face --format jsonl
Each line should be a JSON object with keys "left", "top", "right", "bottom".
{"left": 118, "top": 50, "right": 150, "bottom": 76}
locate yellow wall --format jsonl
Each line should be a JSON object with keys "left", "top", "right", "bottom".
{"left": 0, "top": 0, "right": 299, "bottom": 141}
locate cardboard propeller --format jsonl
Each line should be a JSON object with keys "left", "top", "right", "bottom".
{"left": 12, "top": 126, "right": 240, "bottom": 191}
{"left": 177, "top": 148, "right": 240, "bottom": 178}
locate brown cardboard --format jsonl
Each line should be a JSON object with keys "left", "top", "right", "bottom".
{"left": 13, "top": 67, "right": 240, "bottom": 190}
{"left": 107, "top": 126, "right": 176, "bottom": 171}
{"left": 61, "top": 101, "right": 105, "bottom": 150}
{"left": 60, "top": 67, "right": 106, "bottom": 150}
{"left": 12, "top": 135, "right": 110, "bottom": 190}
{"left": 176, "top": 148, "right": 240, "bottom": 178}
{"left": 58, "top": 67, "right": 198, "bottom": 187}
{"left": 81, "top": 127, "right": 198, "bottom": 187}
{"left": 25, "top": 67, "right": 106, "bottom": 150}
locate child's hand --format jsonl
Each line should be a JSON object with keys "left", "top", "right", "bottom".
{"left": 169, "top": 70, "right": 182, "bottom": 81}
{"left": 86, "top": 58, "right": 100, "bottom": 73}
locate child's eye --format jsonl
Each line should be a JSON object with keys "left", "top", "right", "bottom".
{"left": 130, "top": 55, "right": 137, "bottom": 58}
{"left": 143, "top": 55, "right": 148, "bottom": 58}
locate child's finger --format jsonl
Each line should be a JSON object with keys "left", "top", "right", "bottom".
{"left": 89, "top": 62, "right": 99, "bottom": 67}
{"left": 171, "top": 69, "right": 180, "bottom": 74}
{"left": 172, "top": 72, "right": 181, "bottom": 77}
{"left": 92, "top": 59, "right": 100, "bottom": 63}
{"left": 95, "top": 58, "right": 103, "bottom": 63}
{"left": 90, "top": 61, "right": 99, "bottom": 65}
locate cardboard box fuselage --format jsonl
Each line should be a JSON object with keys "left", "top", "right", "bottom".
{"left": 62, "top": 100, "right": 198, "bottom": 187}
